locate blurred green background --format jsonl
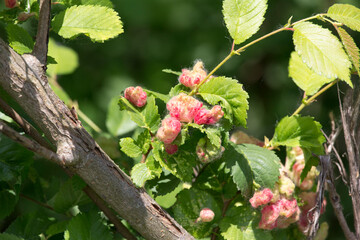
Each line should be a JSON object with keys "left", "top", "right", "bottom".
{"left": 1, "top": 0, "right": 359, "bottom": 239}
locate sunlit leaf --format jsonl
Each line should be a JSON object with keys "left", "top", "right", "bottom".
{"left": 223, "top": 0, "right": 268, "bottom": 44}
{"left": 293, "top": 21, "right": 352, "bottom": 86}
{"left": 198, "top": 77, "right": 249, "bottom": 127}
{"left": 52, "top": 5, "right": 123, "bottom": 42}
{"left": 289, "top": 51, "right": 334, "bottom": 96}
{"left": 327, "top": 4, "right": 360, "bottom": 32}
{"left": 131, "top": 163, "right": 154, "bottom": 187}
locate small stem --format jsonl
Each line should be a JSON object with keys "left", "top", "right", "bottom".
{"left": 292, "top": 80, "right": 338, "bottom": 116}
{"left": 20, "top": 193, "right": 55, "bottom": 211}
{"left": 77, "top": 109, "right": 102, "bottom": 133}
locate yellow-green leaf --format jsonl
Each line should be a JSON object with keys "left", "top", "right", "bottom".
{"left": 327, "top": 4, "right": 360, "bottom": 32}
{"left": 223, "top": 0, "right": 268, "bottom": 45}
{"left": 293, "top": 22, "right": 352, "bottom": 87}
{"left": 289, "top": 51, "right": 334, "bottom": 96}
{"left": 336, "top": 27, "right": 360, "bottom": 76}
{"left": 52, "top": 5, "right": 123, "bottom": 42}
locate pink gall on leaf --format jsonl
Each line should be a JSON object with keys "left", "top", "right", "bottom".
{"left": 179, "top": 61, "right": 207, "bottom": 89}
{"left": 124, "top": 86, "right": 147, "bottom": 107}
{"left": 166, "top": 93, "right": 203, "bottom": 122}
{"left": 156, "top": 117, "right": 181, "bottom": 144}
{"left": 249, "top": 188, "right": 273, "bottom": 208}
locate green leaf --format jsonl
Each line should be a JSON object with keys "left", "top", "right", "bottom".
{"left": 336, "top": 27, "right": 360, "bottom": 76}
{"left": 223, "top": 0, "right": 268, "bottom": 45}
{"left": 224, "top": 142, "right": 253, "bottom": 196}
{"left": 145, "top": 89, "right": 170, "bottom": 103}
{"left": 119, "top": 137, "right": 142, "bottom": 158}
{"left": 220, "top": 204, "right": 272, "bottom": 240}
{"left": 131, "top": 163, "right": 154, "bottom": 187}
{"left": 162, "top": 69, "right": 182, "bottom": 76}
{"left": 47, "top": 38, "right": 79, "bottom": 76}
{"left": 5, "top": 212, "right": 51, "bottom": 239}
{"left": 145, "top": 154, "right": 162, "bottom": 178}
{"left": 188, "top": 123, "right": 222, "bottom": 148}
{"left": 52, "top": 5, "right": 123, "bottom": 42}
{"left": 293, "top": 22, "right": 352, "bottom": 86}
{"left": 48, "top": 177, "right": 89, "bottom": 213}
{"left": 59, "top": 0, "right": 113, "bottom": 8}
{"left": 327, "top": 4, "right": 360, "bottom": 32}
{"left": 0, "top": 233, "right": 24, "bottom": 240}
{"left": 0, "top": 189, "right": 18, "bottom": 220}
{"left": 152, "top": 141, "right": 196, "bottom": 182}
{"left": 6, "top": 24, "right": 34, "bottom": 54}
{"left": 46, "top": 220, "right": 70, "bottom": 237}
{"left": 106, "top": 97, "right": 137, "bottom": 136}
{"left": 237, "top": 144, "right": 281, "bottom": 189}
{"left": 198, "top": 77, "right": 249, "bottom": 127}
{"left": 173, "top": 188, "right": 221, "bottom": 239}
{"left": 155, "top": 183, "right": 183, "bottom": 209}
{"left": 118, "top": 95, "right": 160, "bottom": 133}
{"left": 67, "top": 211, "right": 113, "bottom": 240}
{"left": 289, "top": 51, "right": 334, "bottom": 96}
{"left": 271, "top": 115, "right": 325, "bottom": 148}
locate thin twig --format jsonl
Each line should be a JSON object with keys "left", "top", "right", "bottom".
{"left": 0, "top": 120, "right": 61, "bottom": 164}
{"left": 20, "top": 193, "right": 55, "bottom": 211}
{"left": 32, "top": 0, "right": 51, "bottom": 65}
{"left": 320, "top": 155, "right": 357, "bottom": 240}
{"left": 0, "top": 96, "right": 53, "bottom": 150}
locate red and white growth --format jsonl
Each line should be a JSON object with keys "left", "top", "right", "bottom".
{"left": 194, "top": 105, "right": 224, "bottom": 125}
{"left": 156, "top": 117, "right": 181, "bottom": 144}
{"left": 179, "top": 61, "right": 207, "bottom": 89}
{"left": 124, "top": 86, "right": 147, "bottom": 107}
{"left": 249, "top": 147, "right": 326, "bottom": 233}
{"left": 167, "top": 93, "right": 203, "bottom": 123}
{"left": 196, "top": 208, "right": 215, "bottom": 223}
{"left": 5, "top": 0, "right": 18, "bottom": 8}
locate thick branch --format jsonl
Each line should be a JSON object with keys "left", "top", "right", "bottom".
{"left": 340, "top": 86, "right": 360, "bottom": 239}
{"left": 0, "top": 38, "right": 194, "bottom": 240}
{"left": 32, "top": 0, "right": 51, "bottom": 65}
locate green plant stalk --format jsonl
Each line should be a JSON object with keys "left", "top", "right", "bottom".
{"left": 77, "top": 109, "right": 103, "bottom": 133}
{"left": 292, "top": 80, "right": 339, "bottom": 116}
{"left": 190, "top": 14, "right": 323, "bottom": 95}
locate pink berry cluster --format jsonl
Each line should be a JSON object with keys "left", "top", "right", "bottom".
{"left": 179, "top": 61, "right": 207, "bottom": 89}
{"left": 154, "top": 61, "right": 224, "bottom": 155}
{"left": 249, "top": 147, "right": 326, "bottom": 233}
{"left": 124, "top": 86, "right": 147, "bottom": 108}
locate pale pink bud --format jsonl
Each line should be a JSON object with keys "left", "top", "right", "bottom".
{"left": 199, "top": 208, "right": 215, "bottom": 222}
{"left": 194, "top": 105, "right": 224, "bottom": 125}
{"left": 5, "top": 0, "right": 18, "bottom": 8}
{"left": 164, "top": 144, "right": 178, "bottom": 155}
{"left": 166, "top": 93, "right": 203, "bottom": 122}
{"left": 124, "top": 86, "right": 147, "bottom": 107}
{"left": 259, "top": 204, "right": 280, "bottom": 230}
{"left": 179, "top": 61, "right": 207, "bottom": 89}
{"left": 156, "top": 117, "right": 181, "bottom": 144}
{"left": 249, "top": 188, "right": 273, "bottom": 208}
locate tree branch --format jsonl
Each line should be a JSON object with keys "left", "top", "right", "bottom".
{"left": 0, "top": 96, "right": 53, "bottom": 150}
{"left": 32, "top": 0, "right": 51, "bottom": 65}
{"left": 339, "top": 86, "right": 360, "bottom": 239}
{"left": 83, "top": 186, "right": 137, "bottom": 240}
{"left": 0, "top": 120, "right": 61, "bottom": 164}
{"left": 0, "top": 38, "right": 194, "bottom": 240}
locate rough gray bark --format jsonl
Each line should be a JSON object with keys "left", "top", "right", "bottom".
{"left": 0, "top": 37, "right": 194, "bottom": 240}
{"left": 341, "top": 86, "right": 360, "bottom": 239}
